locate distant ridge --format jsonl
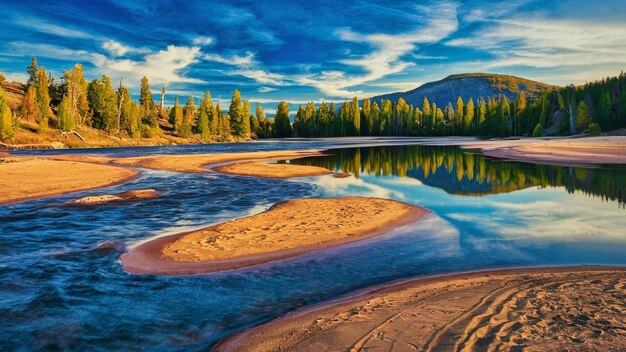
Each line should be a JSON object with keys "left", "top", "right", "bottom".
{"left": 370, "top": 73, "right": 554, "bottom": 107}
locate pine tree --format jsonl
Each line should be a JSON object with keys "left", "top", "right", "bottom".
{"left": 169, "top": 96, "right": 183, "bottom": 132}
{"left": 229, "top": 89, "right": 244, "bottom": 137}
{"left": 139, "top": 76, "right": 158, "bottom": 132}
{"left": 255, "top": 104, "right": 268, "bottom": 137}
{"left": 26, "top": 57, "right": 38, "bottom": 88}
{"left": 317, "top": 101, "right": 331, "bottom": 137}
{"left": 179, "top": 96, "right": 195, "bottom": 137}
{"left": 0, "top": 86, "right": 14, "bottom": 141}
{"left": 87, "top": 75, "right": 118, "bottom": 133}
{"left": 35, "top": 67, "right": 51, "bottom": 132}
{"left": 273, "top": 101, "right": 291, "bottom": 137}
{"left": 241, "top": 99, "right": 251, "bottom": 136}
{"left": 118, "top": 85, "right": 133, "bottom": 136}
{"left": 57, "top": 94, "right": 76, "bottom": 132}
{"left": 197, "top": 91, "right": 213, "bottom": 141}
{"left": 575, "top": 100, "right": 590, "bottom": 131}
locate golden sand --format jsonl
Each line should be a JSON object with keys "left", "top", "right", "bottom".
{"left": 0, "top": 157, "right": 138, "bottom": 205}
{"left": 121, "top": 197, "right": 428, "bottom": 275}
{"left": 162, "top": 197, "right": 424, "bottom": 262}
{"left": 216, "top": 267, "right": 626, "bottom": 352}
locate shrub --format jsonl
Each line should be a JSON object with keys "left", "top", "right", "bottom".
{"left": 532, "top": 123, "right": 542, "bottom": 137}
{"left": 584, "top": 123, "right": 602, "bottom": 135}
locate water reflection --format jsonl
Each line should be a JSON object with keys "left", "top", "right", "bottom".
{"left": 291, "top": 145, "right": 626, "bottom": 208}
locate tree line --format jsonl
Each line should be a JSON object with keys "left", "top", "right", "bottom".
{"left": 1, "top": 58, "right": 625, "bottom": 143}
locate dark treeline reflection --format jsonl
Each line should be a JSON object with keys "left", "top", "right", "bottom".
{"left": 291, "top": 146, "right": 626, "bottom": 208}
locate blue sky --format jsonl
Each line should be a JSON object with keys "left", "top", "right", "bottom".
{"left": 1, "top": 0, "right": 626, "bottom": 110}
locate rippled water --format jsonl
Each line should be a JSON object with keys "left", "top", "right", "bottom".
{"left": 2, "top": 141, "right": 625, "bottom": 351}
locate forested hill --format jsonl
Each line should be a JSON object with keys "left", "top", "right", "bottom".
{"left": 370, "top": 73, "right": 554, "bottom": 108}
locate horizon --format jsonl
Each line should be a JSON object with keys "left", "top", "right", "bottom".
{"left": 1, "top": 0, "right": 626, "bottom": 110}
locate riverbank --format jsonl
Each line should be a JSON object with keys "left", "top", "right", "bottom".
{"left": 121, "top": 197, "right": 428, "bottom": 275}
{"left": 0, "top": 157, "right": 139, "bottom": 205}
{"left": 216, "top": 266, "right": 626, "bottom": 352}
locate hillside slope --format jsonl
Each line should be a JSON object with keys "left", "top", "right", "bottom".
{"left": 370, "top": 73, "right": 554, "bottom": 107}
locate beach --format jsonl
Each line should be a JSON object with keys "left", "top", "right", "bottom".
{"left": 216, "top": 266, "right": 626, "bottom": 352}
{"left": 0, "top": 157, "right": 139, "bottom": 205}
{"left": 121, "top": 197, "right": 428, "bottom": 275}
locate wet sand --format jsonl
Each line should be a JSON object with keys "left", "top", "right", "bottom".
{"left": 0, "top": 157, "right": 139, "bottom": 205}
{"left": 121, "top": 197, "right": 428, "bottom": 275}
{"left": 67, "top": 189, "right": 160, "bottom": 205}
{"left": 216, "top": 266, "right": 626, "bottom": 352}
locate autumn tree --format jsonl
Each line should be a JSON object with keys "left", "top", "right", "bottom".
{"left": 57, "top": 95, "right": 75, "bottom": 132}
{"left": 63, "top": 64, "right": 89, "bottom": 126}
{"left": 35, "top": 67, "right": 51, "bottom": 132}
{"left": 21, "top": 85, "right": 36, "bottom": 123}
{"left": 575, "top": 100, "right": 590, "bottom": 131}
{"left": 0, "top": 86, "right": 14, "bottom": 141}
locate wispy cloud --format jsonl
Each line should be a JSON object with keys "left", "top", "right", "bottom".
{"left": 102, "top": 40, "right": 149, "bottom": 57}
{"left": 192, "top": 36, "right": 215, "bottom": 46}
{"left": 13, "top": 16, "right": 94, "bottom": 39}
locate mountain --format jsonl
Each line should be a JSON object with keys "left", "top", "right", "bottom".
{"left": 370, "top": 73, "right": 554, "bottom": 108}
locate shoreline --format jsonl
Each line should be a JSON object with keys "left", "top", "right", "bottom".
{"left": 0, "top": 157, "right": 140, "bottom": 205}
{"left": 215, "top": 265, "right": 626, "bottom": 352}
{"left": 120, "top": 198, "right": 429, "bottom": 276}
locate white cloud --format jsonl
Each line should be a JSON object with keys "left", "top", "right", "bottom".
{"left": 204, "top": 52, "right": 255, "bottom": 66}
{"left": 192, "top": 36, "right": 215, "bottom": 46}
{"left": 447, "top": 18, "right": 626, "bottom": 69}
{"left": 295, "top": 1, "right": 459, "bottom": 98}
{"left": 14, "top": 16, "right": 93, "bottom": 39}
{"left": 258, "top": 86, "right": 277, "bottom": 93}
{"left": 101, "top": 45, "right": 204, "bottom": 85}
{"left": 102, "top": 40, "right": 149, "bottom": 57}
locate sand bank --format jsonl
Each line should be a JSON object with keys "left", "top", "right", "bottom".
{"left": 216, "top": 266, "right": 626, "bottom": 352}
{"left": 213, "top": 160, "right": 332, "bottom": 178}
{"left": 478, "top": 136, "right": 626, "bottom": 165}
{"left": 0, "top": 157, "right": 139, "bottom": 205}
{"left": 53, "top": 150, "right": 325, "bottom": 173}
{"left": 121, "top": 197, "right": 428, "bottom": 275}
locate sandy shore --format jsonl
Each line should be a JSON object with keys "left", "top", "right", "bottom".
{"left": 453, "top": 136, "right": 626, "bottom": 165}
{"left": 52, "top": 150, "right": 325, "bottom": 173}
{"left": 67, "top": 189, "right": 160, "bottom": 205}
{"left": 0, "top": 157, "right": 139, "bottom": 205}
{"left": 213, "top": 160, "right": 333, "bottom": 178}
{"left": 216, "top": 266, "right": 626, "bottom": 352}
{"left": 121, "top": 197, "right": 428, "bottom": 275}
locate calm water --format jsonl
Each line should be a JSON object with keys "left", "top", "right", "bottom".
{"left": 2, "top": 142, "right": 625, "bottom": 351}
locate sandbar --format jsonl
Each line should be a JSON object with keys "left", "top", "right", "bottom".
{"left": 216, "top": 266, "right": 626, "bottom": 352}
{"left": 0, "top": 157, "right": 139, "bottom": 205}
{"left": 67, "top": 189, "right": 160, "bottom": 205}
{"left": 52, "top": 150, "right": 325, "bottom": 173}
{"left": 213, "top": 160, "right": 333, "bottom": 178}
{"left": 121, "top": 197, "right": 428, "bottom": 275}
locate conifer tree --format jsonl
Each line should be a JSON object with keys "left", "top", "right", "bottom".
{"left": 179, "top": 96, "right": 195, "bottom": 137}
{"left": 169, "top": 96, "right": 183, "bottom": 132}
{"left": 242, "top": 99, "right": 251, "bottom": 136}
{"left": 575, "top": 100, "right": 590, "bottom": 131}
{"left": 229, "top": 89, "right": 244, "bottom": 137}
{"left": 35, "top": 67, "right": 51, "bottom": 132}
{"left": 57, "top": 95, "right": 75, "bottom": 132}
{"left": 139, "top": 76, "right": 158, "bottom": 132}
{"left": 370, "top": 101, "right": 381, "bottom": 135}
{"left": 255, "top": 104, "right": 267, "bottom": 137}
{"left": 273, "top": 101, "right": 291, "bottom": 137}
{"left": 26, "top": 57, "right": 38, "bottom": 88}
{"left": 361, "top": 98, "right": 371, "bottom": 135}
